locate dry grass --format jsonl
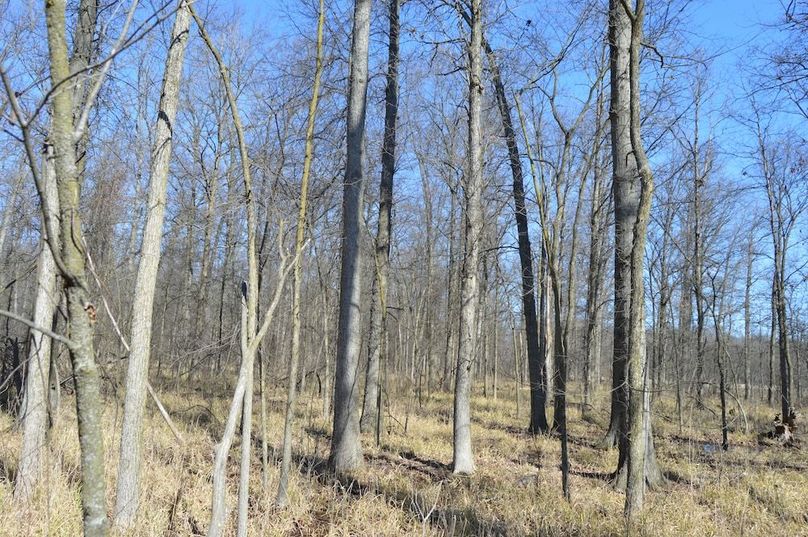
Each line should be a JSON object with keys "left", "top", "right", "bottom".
{"left": 1, "top": 377, "right": 805, "bottom": 536}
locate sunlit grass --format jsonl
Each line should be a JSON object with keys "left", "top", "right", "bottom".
{"left": 0, "top": 376, "right": 804, "bottom": 535}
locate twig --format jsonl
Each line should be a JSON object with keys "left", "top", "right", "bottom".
{"left": 84, "top": 242, "right": 185, "bottom": 445}
{"left": 0, "top": 309, "right": 76, "bottom": 350}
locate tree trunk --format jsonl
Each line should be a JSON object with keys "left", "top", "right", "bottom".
{"left": 768, "top": 286, "right": 775, "bottom": 405}
{"left": 602, "top": 0, "right": 637, "bottom": 451}
{"left": 613, "top": 0, "right": 664, "bottom": 518}
{"left": 692, "top": 87, "right": 706, "bottom": 407}
{"left": 483, "top": 33, "right": 547, "bottom": 433}
{"left": 743, "top": 235, "right": 753, "bottom": 400}
{"left": 330, "top": 0, "right": 372, "bottom": 473}
{"left": 15, "top": 147, "right": 60, "bottom": 501}
{"left": 15, "top": 0, "right": 98, "bottom": 503}
{"left": 43, "top": 0, "right": 109, "bottom": 533}
{"left": 114, "top": 2, "right": 191, "bottom": 526}
{"left": 442, "top": 185, "right": 459, "bottom": 391}
{"left": 276, "top": 0, "right": 325, "bottom": 507}
{"left": 452, "top": 0, "right": 483, "bottom": 475}
{"left": 583, "top": 152, "right": 607, "bottom": 421}
{"left": 361, "top": 0, "right": 399, "bottom": 435}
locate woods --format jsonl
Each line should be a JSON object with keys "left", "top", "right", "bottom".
{"left": 1, "top": 0, "right": 806, "bottom": 535}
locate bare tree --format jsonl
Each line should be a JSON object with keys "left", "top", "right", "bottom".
{"left": 361, "top": 0, "right": 400, "bottom": 440}
{"left": 190, "top": 6, "right": 296, "bottom": 534}
{"left": 331, "top": 0, "right": 372, "bottom": 473}
{"left": 482, "top": 30, "right": 548, "bottom": 434}
{"left": 753, "top": 117, "right": 807, "bottom": 420}
{"left": 13, "top": 0, "right": 98, "bottom": 503}
{"left": 613, "top": 0, "right": 664, "bottom": 518}
{"left": 452, "top": 0, "right": 483, "bottom": 475}
{"left": 276, "top": 0, "right": 325, "bottom": 508}
{"left": 114, "top": 1, "right": 191, "bottom": 526}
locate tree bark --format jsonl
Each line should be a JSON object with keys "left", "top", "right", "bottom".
{"left": 15, "top": 0, "right": 98, "bottom": 503}
{"left": 44, "top": 1, "right": 108, "bottom": 533}
{"left": 691, "top": 86, "right": 707, "bottom": 407}
{"left": 743, "top": 234, "right": 754, "bottom": 400}
{"left": 15, "top": 147, "right": 60, "bottom": 501}
{"left": 330, "top": 0, "right": 372, "bottom": 473}
{"left": 452, "top": 0, "right": 483, "bottom": 475}
{"left": 114, "top": 2, "right": 191, "bottom": 526}
{"left": 602, "top": 0, "right": 637, "bottom": 451}
{"left": 276, "top": 0, "right": 325, "bottom": 507}
{"left": 361, "top": 0, "right": 399, "bottom": 436}
{"left": 482, "top": 33, "right": 547, "bottom": 433}
{"left": 583, "top": 143, "right": 608, "bottom": 420}
{"left": 614, "top": 0, "right": 664, "bottom": 518}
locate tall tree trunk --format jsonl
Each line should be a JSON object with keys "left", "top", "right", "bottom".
{"left": 189, "top": 7, "right": 291, "bottom": 534}
{"left": 712, "top": 291, "right": 729, "bottom": 451}
{"left": 483, "top": 33, "right": 547, "bottom": 433}
{"left": 114, "top": 2, "right": 191, "bottom": 526}
{"left": 15, "top": 148, "right": 60, "bottom": 501}
{"left": 773, "top": 259, "right": 793, "bottom": 418}
{"left": 44, "top": 0, "right": 108, "bottom": 532}
{"left": 442, "top": 185, "right": 459, "bottom": 391}
{"left": 743, "top": 235, "right": 753, "bottom": 400}
{"left": 691, "top": 87, "right": 706, "bottom": 407}
{"left": 602, "top": 0, "right": 637, "bottom": 451}
{"left": 330, "top": 0, "right": 372, "bottom": 473}
{"left": 768, "top": 284, "right": 775, "bottom": 405}
{"left": 15, "top": 0, "right": 98, "bottom": 503}
{"left": 614, "top": 0, "right": 664, "bottom": 518}
{"left": 452, "top": 0, "right": 483, "bottom": 475}
{"left": 583, "top": 150, "right": 608, "bottom": 421}
{"left": 361, "top": 0, "right": 399, "bottom": 435}
{"left": 276, "top": 0, "right": 325, "bottom": 507}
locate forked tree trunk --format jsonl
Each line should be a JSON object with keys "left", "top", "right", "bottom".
{"left": 452, "top": 0, "right": 483, "bottom": 475}
{"left": 190, "top": 6, "right": 293, "bottom": 534}
{"left": 115, "top": 2, "right": 191, "bottom": 526}
{"left": 614, "top": 0, "right": 665, "bottom": 518}
{"left": 15, "top": 0, "right": 98, "bottom": 503}
{"left": 42, "top": 0, "right": 110, "bottom": 533}
{"left": 331, "top": 0, "right": 372, "bottom": 473}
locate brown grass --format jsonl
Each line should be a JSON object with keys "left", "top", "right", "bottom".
{"left": 1, "top": 377, "right": 805, "bottom": 536}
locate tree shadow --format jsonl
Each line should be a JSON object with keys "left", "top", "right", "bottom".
{"left": 326, "top": 470, "right": 511, "bottom": 536}
{"left": 569, "top": 468, "right": 613, "bottom": 482}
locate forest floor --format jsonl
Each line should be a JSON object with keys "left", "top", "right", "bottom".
{"left": 1, "top": 376, "right": 806, "bottom": 536}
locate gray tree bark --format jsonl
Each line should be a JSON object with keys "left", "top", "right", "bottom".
{"left": 452, "top": 0, "right": 483, "bottom": 475}
{"left": 583, "top": 158, "right": 608, "bottom": 420}
{"left": 44, "top": 1, "right": 108, "bottom": 532}
{"left": 613, "top": 0, "right": 664, "bottom": 518}
{"left": 361, "top": 0, "right": 399, "bottom": 436}
{"left": 14, "top": 0, "right": 98, "bottom": 503}
{"left": 330, "top": 0, "right": 372, "bottom": 473}
{"left": 14, "top": 148, "right": 60, "bottom": 501}
{"left": 114, "top": 2, "right": 191, "bottom": 527}
{"left": 602, "top": 0, "right": 637, "bottom": 450}
{"left": 743, "top": 232, "right": 754, "bottom": 400}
